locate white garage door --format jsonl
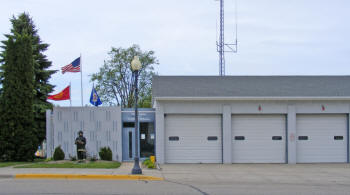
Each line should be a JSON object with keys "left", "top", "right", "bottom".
{"left": 165, "top": 114, "right": 222, "bottom": 163}
{"left": 296, "top": 114, "right": 348, "bottom": 163}
{"left": 232, "top": 115, "right": 286, "bottom": 163}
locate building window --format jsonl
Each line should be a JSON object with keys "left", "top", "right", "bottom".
{"left": 235, "top": 136, "right": 245, "bottom": 140}
{"left": 123, "top": 122, "right": 134, "bottom": 128}
{"left": 334, "top": 136, "right": 343, "bottom": 140}
{"left": 169, "top": 136, "right": 179, "bottom": 141}
{"left": 272, "top": 136, "right": 282, "bottom": 140}
{"left": 298, "top": 136, "right": 308, "bottom": 140}
{"left": 207, "top": 136, "right": 218, "bottom": 141}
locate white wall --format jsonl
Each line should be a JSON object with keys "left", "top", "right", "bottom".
{"left": 46, "top": 106, "right": 122, "bottom": 161}
{"left": 155, "top": 100, "right": 350, "bottom": 164}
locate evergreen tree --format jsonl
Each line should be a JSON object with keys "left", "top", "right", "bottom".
{"left": 0, "top": 33, "right": 37, "bottom": 161}
{"left": 0, "top": 13, "right": 56, "bottom": 147}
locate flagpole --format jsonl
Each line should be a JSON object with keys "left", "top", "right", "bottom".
{"left": 69, "top": 82, "right": 72, "bottom": 107}
{"left": 80, "top": 53, "right": 83, "bottom": 107}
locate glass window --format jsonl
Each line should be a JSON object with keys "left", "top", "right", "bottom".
{"left": 123, "top": 122, "right": 135, "bottom": 128}
{"left": 334, "top": 136, "right": 343, "bottom": 140}
{"left": 140, "top": 122, "right": 155, "bottom": 158}
{"left": 298, "top": 136, "right": 308, "bottom": 140}
{"left": 235, "top": 136, "right": 245, "bottom": 140}
{"left": 272, "top": 136, "right": 282, "bottom": 140}
{"left": 169, "top": 136, "right": 179, "bottom": 141}
{"left": 207, "top": 136, "right": 218, "bottom": 141}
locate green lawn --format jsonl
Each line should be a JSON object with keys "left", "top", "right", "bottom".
{"left": 14, "top": 161, "right": 121, "bottom": 169}
{"left": 0, "top": 162, "right": 28, "bottom": 168}
{"left": 0, "top": 159, "right": 45, "bottom": 168}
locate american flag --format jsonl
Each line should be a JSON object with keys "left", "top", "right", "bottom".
{"left": 61, "top": 57, "right": 80, "bottom": 74}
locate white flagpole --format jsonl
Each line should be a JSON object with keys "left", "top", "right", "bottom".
{"left": 69, "top": 82, "right": 72, "bottom": 107}
{"left": 80, "top": 54, "right": 83, "bottom": 107}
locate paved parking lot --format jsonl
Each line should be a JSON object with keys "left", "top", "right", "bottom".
{"left": 158, "top": 164, "right": 350, "bottom": 194}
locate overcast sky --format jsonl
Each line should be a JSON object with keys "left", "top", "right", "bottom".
{"left": 0, "top": 0, "right": 349, "bottom": 106}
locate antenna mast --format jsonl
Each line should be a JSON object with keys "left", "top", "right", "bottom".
{"left": 216, "top": 0, "right": 238, "bottom": 76}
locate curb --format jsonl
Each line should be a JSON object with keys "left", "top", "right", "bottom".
{"left": 0, "top": 175, "right": 14, "bottom": 179}
{"left": 14, "top": 174, "right": 163, "bottom": 180}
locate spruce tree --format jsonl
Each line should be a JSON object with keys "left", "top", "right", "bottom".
{"left": 0, "top": 33, "right": 37, "bottom": 161}
{"left": 0, "top": 13, "right": 56, "bottom": 148}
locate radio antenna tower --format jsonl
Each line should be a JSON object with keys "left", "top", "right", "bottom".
{"left": 216, "top": 0, "right": 238, "bottom": 76}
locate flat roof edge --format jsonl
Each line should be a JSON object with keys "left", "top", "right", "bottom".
{"left": 154, "top": 96, "right": 350, "bottom": 101}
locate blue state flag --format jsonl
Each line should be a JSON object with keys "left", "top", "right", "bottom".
{"left": 90, "top": 86, "right": 102, "bottom": 106}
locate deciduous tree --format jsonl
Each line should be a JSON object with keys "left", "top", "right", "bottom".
{"left": 91, "top": 45, "right": 157, "bottom": 108}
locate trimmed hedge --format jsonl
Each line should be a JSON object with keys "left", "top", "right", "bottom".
{"left": 53, "top": 146, "right": 65, "bottom": 161}
{"left": 99, "top": 147, "right": 112, "bottom": 161}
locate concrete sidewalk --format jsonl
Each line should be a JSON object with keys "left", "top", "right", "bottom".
{"left": 0, "top": 162, "right": 163, "bottom": 180}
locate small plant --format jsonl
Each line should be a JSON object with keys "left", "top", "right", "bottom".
{"left": 142, "top": 158, "right": 156, "bottom": 169}
{"left": 53, "top": 146, "right": 65, "bottom": 161}
{"left": 45, "top": 157, "right": 53, "bottom": 162}
{"left": 90, "top": 155, "right": 98, "bottom": 162}
{"left": 69, "top": 155, "right": 77, "bottom": 161}
{"left": 99, "top": 147, "right": 112, "bottom": 161}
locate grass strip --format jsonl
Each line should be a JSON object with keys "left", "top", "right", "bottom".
{"left": 0, "top": 159, "right": 45, "bottom": 168}
{"left": 14, "top": 161, "right": 121, "bottom": 169}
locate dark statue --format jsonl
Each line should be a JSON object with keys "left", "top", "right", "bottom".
{"left": 75, "top": 131, "right": 86, "bottom": 160}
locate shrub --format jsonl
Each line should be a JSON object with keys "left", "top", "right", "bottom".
{"left": 53, "top": 146, "right": 65, "bottom": 161}
{"left": 90, "top": 155, "right": 98, "bottom": 162}
{"left": 69, "top": 155, "right": 77, "bottom": 161}
{"left": 99, "top": 147, "right": 112, "bottom": 161}
{"left": 142, "top": 158, "right": 156, "bottom": 169}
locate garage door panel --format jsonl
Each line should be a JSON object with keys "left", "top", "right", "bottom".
{"left": 165, "top": 114, "right": 222, "bottom": 163}
{"left": 232, "top": 115, "right": 286, "bottom": 163}
{"left": 296, "top": 114, "right": 347, "bottom": 163}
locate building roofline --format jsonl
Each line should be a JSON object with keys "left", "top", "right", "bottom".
{"left": 154, "top": 96, "right": 350, "bottom": 101}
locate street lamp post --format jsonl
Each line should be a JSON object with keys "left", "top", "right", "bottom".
{"left": 131, "top": 56, "right": 142, "bottom": 175}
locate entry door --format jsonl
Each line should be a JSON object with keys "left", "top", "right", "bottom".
{"left": 296, "top": 114, "right": 348, "bottom": 163}
{"left": 232, "top": 115, "right": 286, "bottom": 163}
{"left": 122, "top": 128, "right": 135, "bottom": 161}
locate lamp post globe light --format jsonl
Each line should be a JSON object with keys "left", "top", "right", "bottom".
{"left": 131, "top": 56, "right": 142, "bottom": 174}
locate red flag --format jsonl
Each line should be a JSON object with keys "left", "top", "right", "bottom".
{"left": 48, "top": 86, "right": 70, "bottom": 101}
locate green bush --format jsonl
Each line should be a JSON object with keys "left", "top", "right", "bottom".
{"left": 99, "top": 147, "right": 112, "bottom": 161}
{"left": 69, "top": 155, "right": 77, "bottom": 161}
{"left": 53, "top": 146, "right": 65, "bottom": 161}
{"left": 142, "top": 158, "right": 156, "bottom": 169}
{"left": 90, "top": 155, "right": 97, "bottom": 162}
